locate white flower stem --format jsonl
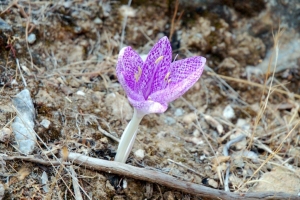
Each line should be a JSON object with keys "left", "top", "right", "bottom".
{"left": 115, "top": 108, "right": 144, "bottom": 163}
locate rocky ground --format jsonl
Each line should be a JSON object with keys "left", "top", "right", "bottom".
{"left": 0, "top": 0, "right": 300, "bottom": 199}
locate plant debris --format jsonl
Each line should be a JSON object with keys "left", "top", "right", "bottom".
{"left": 0, "top": 0, "right": 300, "bottom": 199}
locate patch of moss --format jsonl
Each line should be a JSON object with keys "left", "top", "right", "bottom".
{"left": 37, "top": 125, "right": 61, "bottom": 142}
{"left": 35, "top": 103, "right": 53, "bottom": 118}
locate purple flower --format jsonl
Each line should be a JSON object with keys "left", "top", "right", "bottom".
{"left": 116, "top": 36, "right": 206, "bottom": 115}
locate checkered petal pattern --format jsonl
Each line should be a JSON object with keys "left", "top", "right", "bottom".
{"left": 116, "top": 36, "right": 206, "bottom": 115}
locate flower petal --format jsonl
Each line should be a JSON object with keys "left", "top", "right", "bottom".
{"left": 150, "top": 56, "right": 206, "bottom": 103}
{"left": 139, "top": 36, "right": 172, "bottom": 99}
{"left": 116, "top": 46, "right": 145, "bottom": 100}
{"left": 127, "top": 97, "right": 168, "bottom": 115}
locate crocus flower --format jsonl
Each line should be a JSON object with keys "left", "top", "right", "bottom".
{"left": 115, "top": 36, "right": 206, "bottom": 163}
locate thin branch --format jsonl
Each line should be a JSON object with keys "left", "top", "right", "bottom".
{"left": 67, "top": 152, "right": 299, "bottom": 200}
{"left": 1, "top": 155, "right": 67, "bottom": 166}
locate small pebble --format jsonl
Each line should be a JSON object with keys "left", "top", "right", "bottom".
{"left": 223, "top": 104, "right": 235, "bottom": 120}
{"left": 93, "top": 17, "right": 102, "bottom": 24}
{"left": 134, "top": 149, "right": 145, "bottom": 160}
{"left": 76, "top": 90, "right": 85, "bottom": 96}
{"left": 41, "top": 171, "right": 49, "bottom": 192}
{"left": 27, "top": 33, "right": 36, "bottom": 44}
{"left": 147, "top": 29, "right": 153, "bottom": 36}
{"left": 0, "top": 127, "right": 11, "bottom": 143}
{"left": 74, "top": 26, "right": 82, "bottom": 34}
{"left": 242, "top": 150, "right": 259, "bottom": 163}
{"left": 122, "top": 178, "right": 127, "bottom": 189}
{"left": 11, "top": 79, "right": 18, "bottom": 86}
{"left": 164, "top": 116, "right": 176, "bottom": 125}
{"left": 200, "top": 154, "right": 206, "bottom": 160}
{"left": 174, "top": 108, "right": 184, "bottom": 116}
{"left": 182, "top": 113, "right": 197, "bottom": 124}
{"left": 119, "top": 5, "right": 136, "bottom": 17}
{"left": 100, "top": 137, "right": 108, "bottom": 144}
{"left": 208, "top": 178, "right": 219, "bottom": 188}
{"left": 63, "top": 1, "right": 72, "bottom": 8}
{"left": 40, "top": 119, "right": 50, "bottom": 129}
{"left": 236, "top": 118, "right": 251, "bottom": 131}
{"left": 193, "top": 129, "right": 200, "bottom": 137}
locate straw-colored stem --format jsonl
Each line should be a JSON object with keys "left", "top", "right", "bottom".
{"left": 115, "top": 109, "right": 144, "bottom": 163}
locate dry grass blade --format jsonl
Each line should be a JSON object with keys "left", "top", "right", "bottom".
{"left": 120, "top": 0, "right": 132, "bottom": 50}
{"left": 70, "top": 166, "right": 83, "bottom": 200}
{"left": 167, "top": 159, "right": 205, "bottom": 177}
{"left": 238, "top": 120, "right": 300, "bottom": 191}
{"left": 169, "top": 0, "right": 184, "bottom": 40}
{"left": 207, "top": 72, "right": 300, "bottom": 99}
{"left": 249, "top": 28, "right": 283, "bottom": 149}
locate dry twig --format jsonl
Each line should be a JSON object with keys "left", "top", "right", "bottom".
{"left": 67, "top": 152, "right": 299, "bottom": 200}
{"left": 1, "top": 155, "right": 67, "bottom": 166}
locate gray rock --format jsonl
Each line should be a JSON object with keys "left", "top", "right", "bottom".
{"left": 12, "top": 89, "right": 36, "bottom": 155}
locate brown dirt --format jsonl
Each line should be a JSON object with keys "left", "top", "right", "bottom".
{"left": 0, "top": 0, "right": 300, "bottom": 199}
